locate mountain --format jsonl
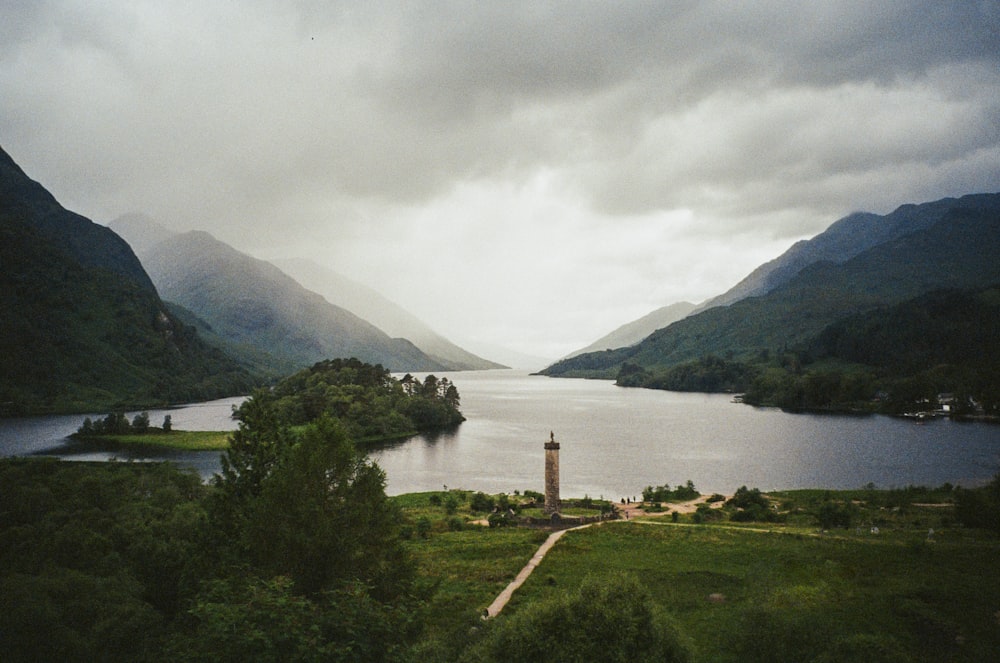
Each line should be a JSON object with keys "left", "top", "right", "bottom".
{"left": 109, "top": 212, "right": 178, "bottom": 256}
{"left": 0, "top": 146, "right": 257, "bottom": 414}
{"left": 541, "top": 193, "right": 1000, "bottom": 380}
{"left": 698, "top": 194, "right": 1000, "bottom": 311}
{"left": 562, "top": 301, "right": 696, "bottom": 359}
{"left": 124, "top": 229, "right": 446, "bottom": 373}
{"left": 271, "top": 258, "right": 506, "bottom": 370}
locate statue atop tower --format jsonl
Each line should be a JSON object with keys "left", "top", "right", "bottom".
{"left": 544, "top": 431, "right": 560, "bottom": 515}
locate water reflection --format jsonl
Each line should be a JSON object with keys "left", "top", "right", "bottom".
{"left": 2, "top": 373, "right": 998, "bottom": 496}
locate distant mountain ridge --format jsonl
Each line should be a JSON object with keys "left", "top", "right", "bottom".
{"left": 541, "top": 193, "right": 1000, "bottom": 380}
{"left": 699, "top": 193, "right": 1000, "bottom": 310}
{"left": 562, "top": 301, "right": 696, "bottom": 359}
{"left": 131, "top": 230, "right": 446, "bottom": 373}
{"left": 0, "top": 146, "right": 256, "bottom": 414}
{"left": 271, "top": 258, "right": 506, "bottom": 371}
{"left": 112, "top": 215, "right": 503, "bottom": 372}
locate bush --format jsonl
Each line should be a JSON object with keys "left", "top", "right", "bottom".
{"left": 487, "top": 512, "right": 512, "bottom": 528}
{"left": 470, "top": 492, "right": 495, "bottom": 513}
{"left": 466, "top": 573, "right": 691, "bottom": 662}
{"left": 730, "top": 503, "right": 784, "bottom": 523}
{"left": 693, "top": 503, "right": 723, "bottom": 524}
{"left": 522, "top": 490, "right": 543, "bottom": 502}
{"left": 643, "top": 480, "right": 700, "bottom": 503}
{"left": 726, "top": 486, "right": 769, "bottom": 510}
{"left": 816, "top": 501, "right": 853, "bottom": 529}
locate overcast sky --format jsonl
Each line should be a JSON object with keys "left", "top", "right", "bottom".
{"left": 3, "top": 1, "right": 999, "bottom": 361}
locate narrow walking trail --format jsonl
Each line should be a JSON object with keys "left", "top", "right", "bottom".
{"left": 483, "top": 496, "right": 716, "bottom": 619}
{"left": 483, "top": 522, "right": 594, "bottom": 618}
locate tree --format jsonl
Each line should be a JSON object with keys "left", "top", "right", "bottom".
{"left": 215, "top": 392, "right": 292, "bottom": 504}
{"left": 177, "top": 575, "right": 417, "bottom": 663}
{"left": 131, "top": 411, "right": 150, "bottom": 433}
{"left": 444, "top": 382, "right": 460, "bottom": 409}
{"left": 162, "top": 414, "right": 172, "bottom": 432}
{"left": 467, "top": 573, "right": 691, "bottom": 662}
{"left": 245, "top": 415, "right": 414, "bottom": 598}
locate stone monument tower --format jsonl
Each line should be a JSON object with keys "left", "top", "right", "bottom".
{"left": 544, "top": 431, "right": 560, "bottom": 515}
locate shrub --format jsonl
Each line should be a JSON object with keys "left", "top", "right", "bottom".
{"left": 470, "top": 492, "right": 495, "bottom": 513}
{"left": 816, "top": 501, "right": 853, "bottom": 529}
{"left": 643, "top": 480, "right": 700, "bottom": 503}
{"left": 731, "top": 503, "right": 784, "bottom": 523}
{"left": 726, "top": 486, "right": 769, "bottom": 510}
{"left": 522, "top": 490, "right": 544, "bottom": 502}
{"left": 467, "top": 573, "right": 691, "bottom": 662}
{"left": 693, "top": 503, "right": 723, "bottom": 523}
{"left": 487, "top": 512, "right": 511, "bottom": 528}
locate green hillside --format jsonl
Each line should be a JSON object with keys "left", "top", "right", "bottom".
{"left": 0, "top": 147, "right": 257, "bottom": 414}
{"left": 138, "top": 230, "right": 447, "bottom": 373}
{"left": 543, "top": 199, "right": 1000, "bottom": 380}
{"left": 757, "top": 285, "right": 1000, "bottom": 413}
{"left": 541, "top": 196, "right": 1000, "bottom": 414}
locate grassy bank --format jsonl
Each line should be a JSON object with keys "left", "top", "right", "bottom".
{"left": 75, "top": 430, "right": 232, "bottom": 450}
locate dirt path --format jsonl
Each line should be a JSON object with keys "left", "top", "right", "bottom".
{"left": 483, "top": 496, "right": 719, "bottom": 618}
{"left": 483, "top": 522, "right": 596, "bottom": 618}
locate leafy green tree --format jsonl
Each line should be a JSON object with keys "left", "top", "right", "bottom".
{"left": 224, "top": 414, "right": 414, "bottom": 598}
{"left": 466, "top": 573, "right": 691, "bottom": 662}
{"left": 216, "top": 391, "right": 292, "bottom": 504}
{"left": 177, "top": 576, "right": 417, "bottom": 663}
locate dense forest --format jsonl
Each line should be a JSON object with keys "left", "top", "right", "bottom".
{"left": 0, "top": 358, "right": 463, "bottom": 660}
{"left": 615, "top": 285, "right": 1000, "bottom": 415}
{"left": 246, "top": 358, "right": 465, "bottom": 441}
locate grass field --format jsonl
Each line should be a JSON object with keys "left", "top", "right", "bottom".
{"left": 396, "top": 488, "right": 1000, "bottom": 662}
{"left": 80, "top": 430, "right": 232, "bottom": 450}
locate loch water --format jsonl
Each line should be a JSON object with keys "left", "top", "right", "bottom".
{"left": 1, "top": 371, "right": 998, "bottom": 498}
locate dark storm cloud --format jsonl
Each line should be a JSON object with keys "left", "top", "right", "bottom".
{"left": 2, "top": 1, "right": 998, "bottom": 356}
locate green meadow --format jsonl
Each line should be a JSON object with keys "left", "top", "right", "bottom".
{"left": 79, "top": 430, "right": 232, "bottom": 450}
{"left": 395, "top": 488, "right": 1000, "bottom": 663}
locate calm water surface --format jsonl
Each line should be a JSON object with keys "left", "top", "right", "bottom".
{"left": 0, "top": 397, "right": 244, "bottom": 479}
{"left": 2, "top": 372, "right": 998, "bottom": 497}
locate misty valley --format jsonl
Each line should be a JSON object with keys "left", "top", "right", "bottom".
{"left": 2, "top": 146, "right": 1000, "bottom": 661}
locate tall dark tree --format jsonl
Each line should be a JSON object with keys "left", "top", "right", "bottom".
{"left": 244, "top": 415, "right": 413, "bottom": 598}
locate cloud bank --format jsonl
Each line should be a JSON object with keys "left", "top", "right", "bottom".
{"left": 3, "top": 1, "right": 998, "bottom": 359}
